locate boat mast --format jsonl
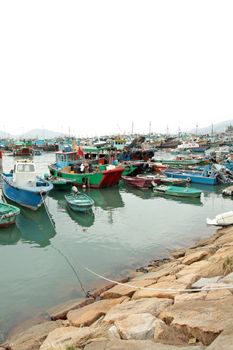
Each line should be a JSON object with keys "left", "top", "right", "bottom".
{"left": 131, "top": 121, "right": 134, "bottom": 136}
{"left": 149, "top": 121, "right": 151, "bottom": 140}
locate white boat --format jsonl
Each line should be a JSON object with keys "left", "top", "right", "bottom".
{"left": 207, "top": 211, "right": 233, "bottom": 226}
{"left": 177, "top": 141, "right": 200, "bottom": 150}
{"left": 222, "top": 186, "right": 233, "bottom": 196}
{"left": 2, "top": 159, "right": 53, "bottom": 210}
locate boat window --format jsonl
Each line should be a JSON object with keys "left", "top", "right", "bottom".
{"left": 24, "top": 164, "right": 35, "bottom": 172}
{"left": 17, "top": 164, "right": 24, "bottom": 172}
{"left": 17, "top": 164, "right": 35, "bottom": 172}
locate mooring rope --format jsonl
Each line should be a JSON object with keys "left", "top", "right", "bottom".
{"left": 41, "top": 193, "right": 233, "bottom": 295}
{"left": 40, "top": 193, "right": 88, "bottom": 297}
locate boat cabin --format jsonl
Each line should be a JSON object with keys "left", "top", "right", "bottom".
{"left": 112, "top": 139, "right": 127, "bottom": 151}
{"left": 13, "top": 160, "right": 37, "bottom": 186}
{"left": 55, "top": 151, "right": 79, "bottom": 168}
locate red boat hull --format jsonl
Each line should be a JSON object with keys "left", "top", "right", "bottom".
{"left": 98, "top": 168, "right": 124, "bottom": 188}
{"left": 122, "top": 176, "right": 153, "bottom": 189}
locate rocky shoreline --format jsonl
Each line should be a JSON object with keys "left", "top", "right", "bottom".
{"left": 2, "top": 225, "right": 233, "bottom": 350}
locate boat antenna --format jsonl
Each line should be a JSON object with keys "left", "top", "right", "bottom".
{"left": 149, "top": 121, "right": 151, "bottom": 140}
{"left": 131, "top": 121, "right": 134, "bottom": 136}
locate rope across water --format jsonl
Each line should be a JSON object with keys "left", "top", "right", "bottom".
{"left": 41, "top": 193, "right": 233, "bottom": 294}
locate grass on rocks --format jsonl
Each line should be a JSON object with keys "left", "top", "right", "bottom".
{"left": 223, "top": 256, "right": 233, "bottom": 275}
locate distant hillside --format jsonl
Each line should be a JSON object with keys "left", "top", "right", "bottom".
{"left": 189, "top": 119, "right": 233, "bottom": 134}
{"left": 0, "top": 130, "right": 11, "bottom": 138}
{"left": 19, "top": 129, "right": 65, "bottom": 139}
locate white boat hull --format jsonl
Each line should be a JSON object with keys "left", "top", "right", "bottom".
{"left": 207, "top": 211, "right": 233, "bottom": 226}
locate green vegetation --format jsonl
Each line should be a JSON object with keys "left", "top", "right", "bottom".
{"left": 66, "top": 346, "right": 76, "bottom": 350}
{"left": 223, "top": 256, "right": 233, "bottom": 275}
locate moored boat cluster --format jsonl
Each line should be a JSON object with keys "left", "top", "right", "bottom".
{"left": 2, "top": 131, "right": 233, "bottom": 348}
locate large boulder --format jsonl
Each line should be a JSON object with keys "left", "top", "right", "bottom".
{"left": 83, "top": 339, "right": 205, "bottom": 350}
{"left": 206, "top": 323, "right": 233, "bottom": 349}
{"left": 6, "top": 321, "right": 62, "bottom": 350}
{"left": 114, "top": 313, "right": 157, "bottom": 340}
{"left": 133, "top": 262, "right": 184, "bottom": 282}
{"left": 205, "top": 289, "right": 232, "bottom": 300}
{"left": 174, "top": 291, "right": 207, "bottom": 304}
{"left": 175, "top": 261, "right": 211, "bottom": 279}
{"left": 67, "top": 297, "right": 127, "bottom": 327}
{"left": 47, "top": 298, "right": 94, "bottom": 320}
{"left": 182, "top": 250, "right": 209, "bottom": 265}
{"left": 39, "top": 325, "right": 108, "bottom": 350}
{"left": 191, "top": 276, "right": 221, "bottom": 289}
{"left": 103, "top": 298, "right": 172, "bottom": 324}
{"left": 100, "top": 279, "right": 156, "bottom": 299}
{"left": 160, "top": 296, "right": 233, "bottom": 345}
{"left": 132, "top": 280, "right": 189, "bottom": 300}
{"left": 218, "top": 271, "right": 233, "bottom": 284}
{"left": 204, "top": 245, "right": 233, "bottom": 276}
{"left": 154, "top": 318, "right": 189, "bottom": 345}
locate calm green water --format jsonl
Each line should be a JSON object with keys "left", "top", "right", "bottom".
{"left": 0, "top": 153, "right": 232, "bottom": 338}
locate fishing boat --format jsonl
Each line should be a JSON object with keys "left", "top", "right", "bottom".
{"left": 65, "top": 188, "right": 94, "bottom": 212}
{"left": 151, "top": 175, "right": 187, "bottom": 186}
{"left": 49, "top": 151, "right": 124, "bottom": 189}
{"left": 122, "top": 175, "right": 153, "bottom": 189}
{"left": 149, "top": 162, "right": 168, "bottom": 173}
{"left": 207, "top": 211, "right": 233, "bottom": 226}
{"left": 153, "top": 185, "right": 202, "bottom": 198}
{"left": 164, "top": 169, "right": 218, "bottom": 185}
{"left": 44, "top": 174, "right": 76, "bottom": 190}
{"left": 33, "top": 150, "right": 42, "bottom": 156}
{"left": 152, "top": 158, "right": 202, "bottom": 166}
{"left": 1, "top": 159, "right": 53, "bottom": 210}
{"left": 10, "top": 147, "right": 33, "bottom": 157}
{"left": 177, "top": 141, "right": 208, "bottom": 152}
{"left": 0, "top": 201, "right": 20, "bottom": 227}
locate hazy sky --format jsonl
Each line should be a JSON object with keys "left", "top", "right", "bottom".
{"left": 1, "top": 0, "right": 233, "bottom": 136}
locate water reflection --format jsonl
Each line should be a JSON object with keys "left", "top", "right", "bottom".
{"left": 121, "top": 185, "right": 155, "bottom": 200}
{"left": 51, "top": 191, "right": 96, "bottom": 228}
{"left": 66, "top": 208, "right": 95, "bottom": 228}
{"left": 90, "top": 187, "right": 124, "bottom": 210}
{"left": 0, "top": 206, "right": 56, "bottom": 247}
{"left": 18, "top": 207, "right": 55, "bottom": 245}
{"left": 121, "top": 184, "right": 203, "bottom": 206}
{"left": 153, "top": 194, "right": 204, "bottom": 206}
{"left": 0, "top": 225, "right": 21, "bottom": 245}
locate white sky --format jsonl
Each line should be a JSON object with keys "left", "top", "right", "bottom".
{"left": 1, "top": 0, "right": 233, "bottom": 136}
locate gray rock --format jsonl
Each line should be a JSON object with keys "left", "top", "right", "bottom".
{"left": 103, "top": 298, "right": 172, "bottom": 324}
{"left": 114, "top": 313, "right": 157, "bottom": 340}
{"left": 218, "top": 271, "right": 233, "bottom": 284}
{"left": 192, "top": 276, "right": 221, "bottom": 289}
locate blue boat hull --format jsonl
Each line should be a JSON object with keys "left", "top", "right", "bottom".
{"left": 2, "top": 175, "right": 52, "bottom": 210}
{"left": 164, "top": 171, "right": 217, "bottom": 185}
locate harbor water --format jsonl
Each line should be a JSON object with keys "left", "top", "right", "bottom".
{"left": 0, "top": 153, "right": 232, "bottom": 338}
